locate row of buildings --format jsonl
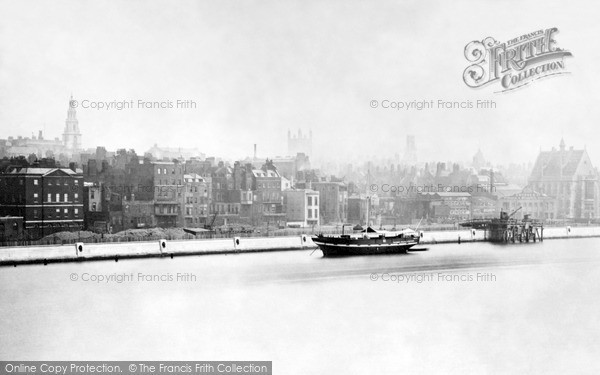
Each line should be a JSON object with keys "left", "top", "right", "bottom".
{"left": 1, "top": 97, "right": 599, "bottom": 240}
{"left": 0, "top": 153, "right": 332, "bottom": 239}
{"left": 1, "top": 138, "right": 598, "bottom": 241}
{"left": 360, "top": 139, "right": 599, "bottom": 226}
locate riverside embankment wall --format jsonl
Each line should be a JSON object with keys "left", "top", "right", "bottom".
{"left": 0, "top": 235, "right": 313, "bottom": 265}
{"left": 1, "top": 227, "right": 599, "bottom": 265}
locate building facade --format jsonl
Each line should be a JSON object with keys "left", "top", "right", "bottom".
{"left": 529, "top": 140, "right": 599, "bottom": 221}
{"left": 251, "top": 161, "right": 286, "bottom": 226}
{"left": 499, "top": 186, "right": 555, "bottom": 221}
{"left": 0, "top": 167, "right": 84, "bottom": 239}
{"left": 283, "top": 189, "right": 319, "bottom": 227}
{"left": 417, "top": 192, "right": 471, "bottom": 223}
{"left": 152, "top": 161, "right": 184, "bottom": 228}
{"left": 312, "top": 182, "right": 348, "bottom": 224}
{"left": 183, "top": 173, "right": 211, "bottom": 227}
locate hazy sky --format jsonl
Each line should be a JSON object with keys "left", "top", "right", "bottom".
{"left": 0, "top": 0, "right": 598, "bottom": 166}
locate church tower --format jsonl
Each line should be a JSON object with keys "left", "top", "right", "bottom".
{"left": 401, "top": 135, "right": 417, "bottom": 165}
{"left": 63, "top": 95, "right": 82, "bottom": 151}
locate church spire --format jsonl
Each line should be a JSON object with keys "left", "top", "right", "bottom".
{"left": 63, "top": 95, "right": 82, "bottom": 151}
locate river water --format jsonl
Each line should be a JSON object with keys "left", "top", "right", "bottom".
{"left": 1, "top": 238, "right": 600, "bottom": 374}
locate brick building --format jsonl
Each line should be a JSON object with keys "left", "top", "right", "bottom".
{"left": 183, "top": 173, "right": 211, "bottom": 227}
{"left": 312, "top": 181, "right": 348, "bottom": 224}
{"left": 283, "top": 189, "right": 319, "bottom": 227}
{"left": 499, "top": 186, "right": 555, "bottom": 221}
{"left": 0, "top": 167, "right": 83, "bottom": 239}
{"left": 250, "top": 160, "right": 285, "bottom": 226}
{"left": 152, "top": 161, "right": 184, "bottom": 227}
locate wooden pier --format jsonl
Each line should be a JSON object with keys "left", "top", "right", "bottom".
{"left": 461, "top": 208, "right": 544, "bottom": 243}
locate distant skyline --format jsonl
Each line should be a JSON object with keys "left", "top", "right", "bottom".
{"left": 1, "top": 0, "right": 599, "bottom": 167}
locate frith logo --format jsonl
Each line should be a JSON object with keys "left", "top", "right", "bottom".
{"left": 463, "top": 28, "right": 573, "bottom": 92}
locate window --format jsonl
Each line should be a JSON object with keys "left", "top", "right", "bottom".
{"left": 34, "top": 179, "right": 38, "bottom": 185}
{"left": 33, "top": 193, "right": 38, "bottom": 199}
{"left": 56, "top": 194, "right": 60, "bottom": 202}
{"left": 64, "top": 208, "right": 68, "bottom": 214}
{"left": 157, "top": 168, "right": 161, "bottom": 174}
{"left": 74, "top": 208, "right": 79, "bottom": 215}
{"left": 74, "top": 193, "right": 79, "bottom": 200}
{"left": 47, "top": 194, "right": 51, "bottom": 202}
{"left": 64, "top": 193, "right": 68, "bottom": 202}
{"left": 56, "top": 208, "right": 60, "bottom": 213}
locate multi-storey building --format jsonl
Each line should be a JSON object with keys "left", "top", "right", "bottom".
{"left": 183, "top": 173, "right": 211, "bottom": 227}
{"left": 152, "top": 161, "right": 184, "bottom": 227}
{"left": 283, "top": 189, "right": 319, "bottom": 227}
{"left": 417, "top": 192, "right": 471, "bottom": 223}
{"left": 499, "top": 186, "right": 555, "bottom": 221}
{"left": 312, "top": 181, "right": 348, "bottom": 224}
{"left": 0, "top": 167, "right": 83, "bottom": 239}
{"left": 83, "top": 182, "right": 108, "bottom": 232}
{"left": 529, "top": 139, "right": 599, "bottom": 221}
{"left": 471, "top": 195, "right": 499, "bottom": 219}
{"left": 211, "top": 162, "right": 241, "bottom": 225}
{"left": 250, "top": 160, "right": 285, "bottom": 226}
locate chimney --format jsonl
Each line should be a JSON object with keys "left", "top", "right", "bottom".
{"left": 253, "top": 144, "right": 257, "bottom": 159}
{"left": 69, "top": 162, "right": 77, "bottom": 172}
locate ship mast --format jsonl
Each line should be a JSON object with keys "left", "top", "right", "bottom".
{"left": 365, "top": 163, "right": 370, "bottom": 227}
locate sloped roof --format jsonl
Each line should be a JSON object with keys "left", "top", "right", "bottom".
{"left": 530, "top": 148, "right": 586, "bottom": 180}
{"left": 184, "top": 173, "right": 205, "bottom": 182}
{"left": 8, "top": 167, "right": 79, "bottom": 176}
{"left": 419, "top": 192, "right": 471, "bottom": 197}
{"left": 253, "top": 169, "right": 280, "bottom": 178}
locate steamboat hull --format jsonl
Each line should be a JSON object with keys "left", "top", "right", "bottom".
{"left": 312, "top": 236, "right": 419, "bottom": 256}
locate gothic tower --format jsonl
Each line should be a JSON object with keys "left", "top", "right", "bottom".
{"left": 63, "top": 95, "right": 82, "bottom": 151}
{"left": 401, "top": 135, "right": 417, "bottom": 165}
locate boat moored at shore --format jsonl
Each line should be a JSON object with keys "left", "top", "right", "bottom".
{"left": 312, "top": 226, "right": 421, "bottom": 256}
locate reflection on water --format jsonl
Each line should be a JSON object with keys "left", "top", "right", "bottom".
{"left": 1, "top": 238, "right": 600, "bottom": 374}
